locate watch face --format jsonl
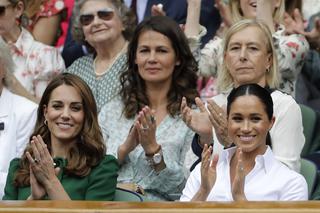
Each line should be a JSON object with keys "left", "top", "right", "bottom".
{"left": 153, "top": 153, "right": 162, "bottom": 164}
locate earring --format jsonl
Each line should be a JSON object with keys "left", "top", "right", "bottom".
{"left": 266, "top": 68, "right": 270, "bottom": 73}
{"left": 44, "top": 119, "right": 48, "bottom": 126}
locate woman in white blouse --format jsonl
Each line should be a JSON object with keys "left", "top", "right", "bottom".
{"left": 0, "top": 38, "right": 37, "bottom": 198}
{"left": 182, "top": 19, "right": 304, "bottom": 172}
{"left": 180, "top": 84, "right": 307, "bottom": 201}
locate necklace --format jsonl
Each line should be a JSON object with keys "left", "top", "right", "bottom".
{"left": 94, "top": 41, "right": 128, "bottom": 77}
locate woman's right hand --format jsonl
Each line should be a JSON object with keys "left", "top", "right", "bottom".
{"left": 181, "top": 97, "right": 212, "bottom": 144}
{"left": 199, "top": 144, "right": 219, "bottom": 197}
{"left": 28, "top": 165, "right": 46, "bottom": 200}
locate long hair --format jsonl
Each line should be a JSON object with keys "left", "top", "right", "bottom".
{"left": 14, "top": 73, "right": 106, "bottom": 186}
{"left": 120, "top": 16, "right": 199, "bottom": 119}
{"left": 72, "top": 0, "right": 135, "bottom": 53}
{"left": 227, "top": 84, "right": 274, "bottom": 146}
{"left": 218, "top": 19, "right": 279, "bottom": 92}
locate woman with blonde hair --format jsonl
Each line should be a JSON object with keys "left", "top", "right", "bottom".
{"left": 182, "top": 19, "right": 304, "bottom": 172}
{"left": 185, "top": 0, "right": 309, "bottom": 96}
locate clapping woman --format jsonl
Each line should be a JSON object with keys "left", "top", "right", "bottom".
{"left": 99, "top": 16, "right": 198, "bottom": 200}
{"left": 3, "top": 73, "right": 118, "bottom": 200}
{"left": 181, "top": 84, "right": 307, "bottom": 201}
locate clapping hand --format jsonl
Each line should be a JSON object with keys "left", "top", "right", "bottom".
{"left": 231, "top": 148, "right": 247, "bottom": 201}
{"left": 26, "top": 135, "right": 60, "bottom": 200}
{"left": 136, "top": 106, "right": 158, "bottom": 154}
{"left": 181, "top": 97, "right": 212, "bottom": 144}
{"left": 207, "top": 100, "right": 233, "bottom": 147}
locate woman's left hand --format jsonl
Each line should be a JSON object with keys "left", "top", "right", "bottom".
{"left": 26, "top": 135, "right": 58, "bottom": 188}
{"left": 136, "top": 106, "right": 159, "bottom": 154}
{"left": 231, "top": 148, "right": 247, "bottom": 201}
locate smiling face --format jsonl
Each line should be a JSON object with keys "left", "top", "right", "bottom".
{"left": 228, "top": 95, "right": 274, "bottom": 155}
{"left": 135, "top": 30, "right": 180, "bottom": 86}
{"left": 44, "top": 84, "right": 85, "bottom": 144}
{"left": 0, "top": 0, "right": 23, "bottom": 37}
{"left": 239, "top": 0, "right": 281, "bottom": 19}
{"left": 224, "top": 26, "right": 272, "bottom": 88}
{"left": 80, "top": 0, "right": 124, "bottom": 47}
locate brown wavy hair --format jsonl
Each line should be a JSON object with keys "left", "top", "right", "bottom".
{"left": 14, "top": 73, "right": 106, "bottom": 187}
{"left": 120, "top": 16, "right": 199, "bottom": 119}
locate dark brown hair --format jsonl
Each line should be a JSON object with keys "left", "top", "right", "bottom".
{"left": 14, "top": 73, "right": 106, "bottom": 186}
{"left": 120, "top": 16, "right": 199, "bottom": 119}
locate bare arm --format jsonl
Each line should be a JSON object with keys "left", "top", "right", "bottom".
{"left": 32, "top": 14, "right": 61, "bottom": 46}
{"left": 256, "top": 0, "right": 275, "bottom": 33}
{"left": 184, "top": 0, "right": 201, "bottom": 37}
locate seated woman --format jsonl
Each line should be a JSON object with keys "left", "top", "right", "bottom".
{"left": 3, "top": 73, "right": 118, "bottom": 200}
{"left": 0, "top": 38, "right": 37, "bottom": 199}
{"left": 182, "top": 19, "right": 305, "bottom": 172}
{"left": 180, "top": 84, "right": 308, "bottom": 201}
{"left": 65, "top": 0, "right": 135, "bottom": 112}
{"left": 98, "top": 16, "right": 198, "bottom": 201}
{"left": 185, "top": 0, "right": 309, "bottom": 97}
{"left": 0, "top": 0, "right": 65, "bottom": 102}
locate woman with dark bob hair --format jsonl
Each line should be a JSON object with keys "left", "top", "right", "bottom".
{"left": 3, "top": 73, "right": 119, "bottom": 200}
{"left": 99, "top": 16, "right": 199, "bottom": 201}
{"left": 181, "top": 84, "right": 307, "bottom": 201}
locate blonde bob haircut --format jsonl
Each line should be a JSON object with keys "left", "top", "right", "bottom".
{"left": 218, "top": 19, "right": 279, "bottom": 92}
{"left": 229, "top": 0, "right": 285, "bottom": 25}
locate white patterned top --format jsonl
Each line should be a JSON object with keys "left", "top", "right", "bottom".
{"left": 98, "top": 97, "right": 195, "bottom": 201}
{"left": 8, "top": 28, "right": 65, "bottom": 99}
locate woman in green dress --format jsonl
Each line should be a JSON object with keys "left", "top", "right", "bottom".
{"left": 3, "top": 73, "right": 119, "bottom": 200}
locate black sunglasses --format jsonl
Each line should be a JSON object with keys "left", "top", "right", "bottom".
{"left": 0, "top": 4, "right": 11, "bottom": 16}
{"left": 80, "top": 10, "right": 114, "bottom": 26}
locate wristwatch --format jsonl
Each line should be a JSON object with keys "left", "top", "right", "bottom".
{"left": 146, "top": 145, "right": 163, "bottom": 166}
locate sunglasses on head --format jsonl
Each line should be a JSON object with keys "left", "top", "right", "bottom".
{"left": 80, "top": 9, "right": 114, "bottom": 26}
{"left": 0, "top": 4, "right": 11, "bottom": 16}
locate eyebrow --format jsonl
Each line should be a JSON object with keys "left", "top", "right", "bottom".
{"left": 50, "top": 100, "right": 83, "bottom": 105}
{"left": 228, "top": 42, "right": 261, "bottom": 46}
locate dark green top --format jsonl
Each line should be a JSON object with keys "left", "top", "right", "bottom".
{"left": 3, "top": 155, "right": 119, "bottom": 200}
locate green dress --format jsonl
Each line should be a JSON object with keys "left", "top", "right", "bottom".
{"left": 3, "top": 155, "right": 119, "bottom": 200}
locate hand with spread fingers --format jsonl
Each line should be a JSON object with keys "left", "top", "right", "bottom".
{"left": 136, "top": 106, "right": 159, "bottom": 155}
{"left": 231, "top": 148, "right": 247, "bottom": 201}
{"left": 25, "top": 135, "right": 60, "bottom": 199}
{"left": 192, "top": 144, "right": 219, "bottom": 201}
{"left": 207, "top": 99, "right": 233, "bottom": 147}
{"left": 181, "top": 97, "right": 212, "bottom": 145}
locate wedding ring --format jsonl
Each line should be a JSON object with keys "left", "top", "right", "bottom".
{"left": 150, "top": 115, "right": 156, "bottom": 124}
{"left": 34, "top": 158, "right": 40, "bottom": 164}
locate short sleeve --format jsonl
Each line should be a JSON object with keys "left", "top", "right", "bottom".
{"left": 85, "top": 155, "right": 119, "bottom": 201}
{"left": 2, "top": 158, "right": 21, "bottom": 200}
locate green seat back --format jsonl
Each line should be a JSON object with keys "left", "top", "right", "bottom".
{"left": 300, "top": 158, "right": 317, "bottom": 198}
{"left": 300, "top": 105, "right": 317, "bottom": 157}
{"left": 113, "top": 188, "right": 143, "bottom": 202}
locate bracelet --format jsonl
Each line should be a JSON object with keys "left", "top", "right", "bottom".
{"left": 145, "top": 145, "right": 161, "bottom": 157}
